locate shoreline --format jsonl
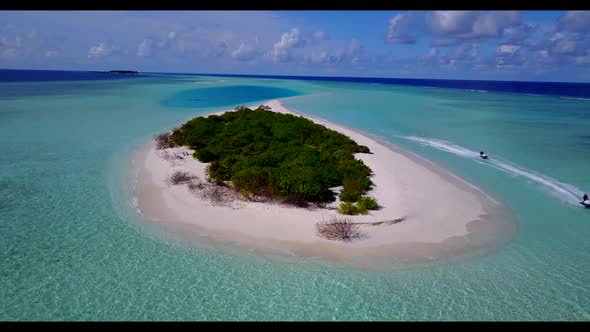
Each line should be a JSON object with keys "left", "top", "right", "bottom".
{"left": 132, "top": 99, "right": 516, "bottom": 269}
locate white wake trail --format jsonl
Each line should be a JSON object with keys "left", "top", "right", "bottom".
{"left": 403, "top": 136, "right": 584, "bottom": 206}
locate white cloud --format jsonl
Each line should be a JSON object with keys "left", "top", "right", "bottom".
{"left": 532, "top": 29, "right": 589, "bottom": 64}
{"left": 44, "top": 50, "right": 59, "bottom": 58}
{"left": 157, "top": 32, "right": 176, "bottom": 48}
{"left": 419, "top": 47, "right": 438, "bottom": 63}
{"left": 269, "top": 28, "right": 305, "bottom": 62}
{"left": 504, "top": 23, "right": 537, "bottom": 43}
{"left": 137, "top": 38, "right": 153, "bottom": 57}
{"left": 495, "top": 44, "right": 525, "bottom": 71}
{"left": 348, "top": 38, "right": 360, "bottom": 64}
{"left": 387, "top": 13, "right": 416, "bottom": 44}
{"left": 575, "top": 54, "right": 590, "bottom": 64}
{"left": 231, "top": 42, "right": 258, "bottom": 61}
{"left": 537, "top": 49, "right": 550, "bottom": 59}
{"left": 554, "top": 39, "right": 576, "bottom": 54}
{"left": 1, "top": 10, "right": 587, "bottom": 80}
{"left": 346, "top": 38, "right": 373, "bottom": 65}
{"left": 308, "top": 50, "right": 328, "bottom": 63}
{"left": 212, "top": 40, "right": 230, "bottom": 57}
{"left": 279, "top": 28, "right": 304, "bottom": 48}
{"left": 349, "top": 38, "right": 361, "bottom": 54}
{"left": 428, "top": 11, "right": 479, "bottom": 35}
{"left": 311, "top": 50, "right": 345, "bottom": 65}
{"left": 558, "top": 11, "right": 590, "bottom": 32}
{"left": 330, "top": 52, "right": 345, "bottom": 64}
{"left": 452, "top": 43, "right": 480, "bottom": 60}
{"left": 472, "top": 12, "right": 520, "bottom": 37}
{"left": 88, "top": 42, "right": 111, "bottom": 59}
{"left": 448, "top": 59, "right": 457, "bottom": 70}
{"left": 498, "top": 44, "right": 520, "bottom": 54}
{"left": 1, "top": 48, "right": 17, "bottom": 59}
{"left": 312, "top": 30, "right": 329, "bottom": 42}
{"left": 168, "top": 27, "right": 234, "bottom": 57}
{"left": 176, "top": 38, "right": 201, "bottom": 54}
{"left": 428, "top": 11, "right": 521, "bottom": 43}
{"left": 549, "top": 32, "right": 565, "bottom": 41}
{"left": 418, "top": 42, "right": 489, "bottom": 73}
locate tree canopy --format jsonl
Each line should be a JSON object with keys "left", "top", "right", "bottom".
{"left": 170, "top": 106, "right": 374, "bottom": 205}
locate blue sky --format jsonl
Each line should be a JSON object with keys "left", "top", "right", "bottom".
{"left": 1, "top": 10, "right": 589, "bottom": 82}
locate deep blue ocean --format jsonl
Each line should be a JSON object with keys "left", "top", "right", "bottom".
{"left": 3, "top": 69, "right": 590, "bottom": 99}
{"left": 0, "top": 69, "right": 141, "bottom": 82}
{"left": 151, "top": 71, "right": 590, "bottom": 99}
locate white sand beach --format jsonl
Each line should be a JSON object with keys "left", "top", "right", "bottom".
{"left": 134, "top": 99, "right": 513, "bottom": 268}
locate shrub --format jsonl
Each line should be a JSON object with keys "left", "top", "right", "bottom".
{"left": 356, "top": 204, "right": 368, "bottom": 215}
{"left": 339, "top": 190, "right": 360, "bottom": 203}
{"left": 195, "top": 148, "right": 218, "bottom": 163}
{"left": 170, "top": 108, "right": 374, "bottom": 206}
{"left": 205, "top": 187, "right": 225, "bottom": 204}
{"left": 207, "top": 161, "right": 229, "bottom": 181}
{"left": 358, "top": 145, "right": 371, "bottom": 153}
{"left": 167, "top": 171, "right": 196, "bottom": 186}
{"left": 342, "top": 178, "right": 359, "bottom": 193}
{"left": 315, "top": 202, "right": 327, "bottom": 209}
{"left": 273, "top": 165, "right": 332, "bottom": 202}
{"left": 316, "top": 217, "right": 362, "bottom": 242}
{"left": 338, "top": 202, "right": 359, "bottom": 215}
{"left": 232, "top": 167, "right": 270, "bottom": 196}
{"left": 159, "top": 151, "right": 183, "bottom": 162}
{"left": 351, "top": 145, "right": 371, "bottom": 154}
{"left": 282, "top": 195, "right": 309, "bottom": 208}
{"left": 357, "top": 196, "right": 379, "bottom": 210}
{"left": 187, "top": 180, "right": 205, "bottom": 193}
{"left": 154, "top": 132, "right": 176, "bottom": 150}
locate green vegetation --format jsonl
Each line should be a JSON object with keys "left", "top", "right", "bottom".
{"left": 339, "top": 177, "right": 371, "bottom": 203}
{"left": 338, "top": 202, "right": 368, "bottom": 215}
{"left": 357, "top": 204, "right": 368, "bottom": 215}
{"left": 169, "top": 106, "right": 376, "bottom": 208}
{"left": 339, "top": 190, "right": 361, "bottom": 203}
{"left": 357, "top": 196, "right": 379, "bottom": 211}
{"left": 338, "top": 202, "right": 359, "bottom": 215}
{"left": 338, "top": 196, "right": 379, "bottom": 215}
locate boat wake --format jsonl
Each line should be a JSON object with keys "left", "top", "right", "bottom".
{"left": 403, "top": 136, "right": 584, "bottom": 206}
{"left": 559, "top": 96, "right": 590, "bottom": 101}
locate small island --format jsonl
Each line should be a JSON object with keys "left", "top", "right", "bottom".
{"left": 108, "top": 70, "right": 140, "bottom": 75}
{"left": 135, "top": 100, "right": 504, "bottom": 266}
{"left": 156, "top": 105, "right": 379, "bottom": 216}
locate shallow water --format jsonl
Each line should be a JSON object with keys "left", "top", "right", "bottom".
{"left": 1, "top": 73, "right": 589, "bottom": 320}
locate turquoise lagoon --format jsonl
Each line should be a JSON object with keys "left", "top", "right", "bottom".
{"left": 0, "top": 74, "right": 589, "bottom": 320}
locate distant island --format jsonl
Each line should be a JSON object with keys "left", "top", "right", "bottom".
{"left": 106, "top": 70, "right": 140, "bottom": 75}
{"left": 156, "top": 105, "right": 379, "bottom": 215}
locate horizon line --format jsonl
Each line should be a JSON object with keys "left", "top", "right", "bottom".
{"left": 2, "top": 67, "right": 590, "bottom": 85}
